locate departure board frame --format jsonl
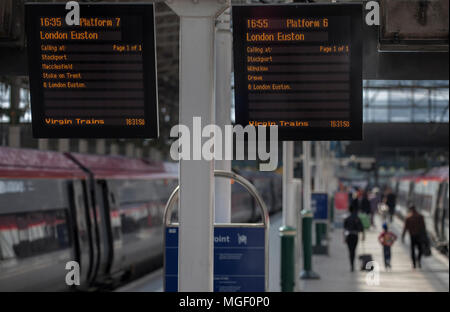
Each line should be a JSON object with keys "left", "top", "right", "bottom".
{"left": 232, "top": 4, "right": 363, "bottom": 141}
{"left": 25, "top": 3, "right": 159, "bottom": 138}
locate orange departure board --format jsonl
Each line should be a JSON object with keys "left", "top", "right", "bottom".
{"left": 25, "top": 3, "right": 158, "bottom": 138}
{"left": 232, "top": 4, "right": 362, "bottom": 140}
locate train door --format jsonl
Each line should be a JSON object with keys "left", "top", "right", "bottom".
{"left": 407, "top": 180, "right": 414, "bottom": 208}
{"left": 425, "top": 181, "right": 440, "bottom": 240}
{"left": 397, "top": 180, "right": 412, "bottom": 216}
{"left": 68, "top": 179, "right": 94, "bottom": 288}
{"left": 412, "top": 181, "right": 423, "bottom": 213}
{"left": 436, "top": 182, "right": 449, "bottom": 247}
{"left": 444, "top": 183, "right": 449, "bottom": 250}
{"left": 86, "top": 179, "right": 115, "bottom": 284}
{"left": 98, "top": 180, "right": 125, "bottom": 280}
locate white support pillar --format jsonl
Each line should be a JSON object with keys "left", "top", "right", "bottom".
{"left": 292, "top": 178, "right": 302, "bottom": 292}
{"left": 314, "top": 141, "right": 323, "bottom": 192}
{"left": 283, "top": 141, "right": 295, "bottom": 228}
{"left": 166, "top": 0, "right": 229, "bottom": 292}
{"left": 214, "top": 9, "right": 232, "bottom": 223}
{"left": 323, "top": 142, "right": 331, "bottom": 194}
{"left": 303, "top": 142, "right": 312, "bottom": 212}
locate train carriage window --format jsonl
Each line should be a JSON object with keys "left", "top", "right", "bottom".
{"left": 0, "top": 209, "right": 71, "bottom": 261}
{"left": 114, "top": 179, "right": 174, "bottom": 238}
{"left": 398, "top": 181, "right": 410, "bottom": 207}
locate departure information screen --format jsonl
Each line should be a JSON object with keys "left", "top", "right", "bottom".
{"left": 232, "top": 4, "right": 362, "bottom": 140}
{"left": 26, "top": 4, "right": 158, "bottom": 138}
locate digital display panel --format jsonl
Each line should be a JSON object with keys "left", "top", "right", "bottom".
{"left": 232, "top": 4, "right": 362, "bottom": 140}
{"left": 25, "top": 3, "right": 158, "bottom": 138}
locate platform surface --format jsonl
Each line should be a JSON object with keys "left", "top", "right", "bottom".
{"left": 117, "top": 213, "right": 449, "bottom": 292}
{"left": 296, "top": 214, "right": 449, "bottom": 292}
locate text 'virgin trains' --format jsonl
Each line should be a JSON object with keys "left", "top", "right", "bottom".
{"left": 0, "top": 147, "right": 282, "bottom": 291}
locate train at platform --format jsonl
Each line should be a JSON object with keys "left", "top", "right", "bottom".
{"left": 390, "top": 166, "right": 449, "bottom": 254}
{"left": 0, "top": 147, "right": 282, "bottom": 291}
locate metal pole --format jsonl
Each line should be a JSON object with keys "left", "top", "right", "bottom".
{"left": 300, "top": 210, "right": 319, "bottom": 279}
{"left": 300, "top": 141, "right": 319, "bottom": 279}
{"left": 214, "top": 9, "right": 232, "bottom": 223}
{"left": 303, "top": 142, "right": 311, "bottom": 214}
{"left": 283, "top": 142, "right": 295, "bottom": 226}
{"left": 314, "top": 142, "right": 324, "bottom": 249}
{"left": 166, "top": 0, "right": 229, "bottom": 292}
{"left": 314, "top": 141, "right": 321, "bottom": 192}
{"left": 292, "top": 179, "right": 302, "bottom": 291}
{"left": 280, "top": 141, "right": 296, "bottom": 291}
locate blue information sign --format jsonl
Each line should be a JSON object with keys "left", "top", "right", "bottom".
{"left": 165, "top": 226, "right": 265, "bottom": 292}
{"left": 312, "top": 193, "right": 328, "bottom": 220}
{"left": 165, "top": 226, "right": 179, "bottom": 292}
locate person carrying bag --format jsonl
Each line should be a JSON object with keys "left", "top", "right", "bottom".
{"left": 344, "top": 206, "right": 365, "bottom": 272}
{"left": 402, "top": 206, "right": 429, "bottom": 269}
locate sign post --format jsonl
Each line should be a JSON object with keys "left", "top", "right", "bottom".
{"left": 280, "top": 141, "right": 296, "bottom": 291}
{"left": 215, "top": 9, "right": 232, "bottom": 223}
{"left": 313, "top": 141, "right": 329, "bottom": 255}
{"left": 312, "top": 192, "right": 329, "bottom": 255}
{"left": 300, "top": 141, "right": 319, "bottom": 279}
{"left": 163, "top": 170, "right": 269, "bottom": 292}
{"left": 166, "top": 0, "right": 229, "bottom": 292}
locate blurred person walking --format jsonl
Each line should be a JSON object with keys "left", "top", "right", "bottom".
{"left": 384, "top": 188, "right": 397, "bottom": 223}
{"left": 378, "top": 202, "right": 390, "bottom": 223}
{"left": 349, "top": 188, "right": 359, "bottom": 212}
{"left": 402, "top": 206, "right": 427, "bottom": 269}
{"left": 350, "top": 188, "right": 370, "bottom": 214}
{"left": 343, "top": 205, "right": 365, "bottom": 272}
{"left": 360, "top": 191, "right": 371, "bottom": 215}
{"left": 378, "top": 223, "right": 397, "bottom": 271}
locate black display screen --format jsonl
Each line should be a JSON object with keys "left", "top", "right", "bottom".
{"left": 25, "top": 3, "right": 158, "bottom": 138}
{"left": 232, "top": 4, "right": 363, "bottom": 141}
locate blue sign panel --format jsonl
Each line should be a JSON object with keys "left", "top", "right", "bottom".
{"left": 214, "top": 226, "right": 265, "bottom": 292}
{"left": 165, "top": 226, "right": 179, "bottom": 292}
{"left": 165, "top": 226, "right": 265, "bottom": 292}
{"left": 312, "top": 193, "right": 328, "bottom": 220}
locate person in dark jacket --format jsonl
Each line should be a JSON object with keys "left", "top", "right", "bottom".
{"left": 349, "top": 190, "right": 370, "bottom": 216}
{"left": 385, "top": 188, "right": 397, "bottom": 222}
{"left": 402, "top": 206, "right": 427, "bottom": 269}
{"left": 360, "top": 191, "right": 371, "bottom": 214}
{"left": 343, "top": 205, "right": 365, "bottom": 272}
